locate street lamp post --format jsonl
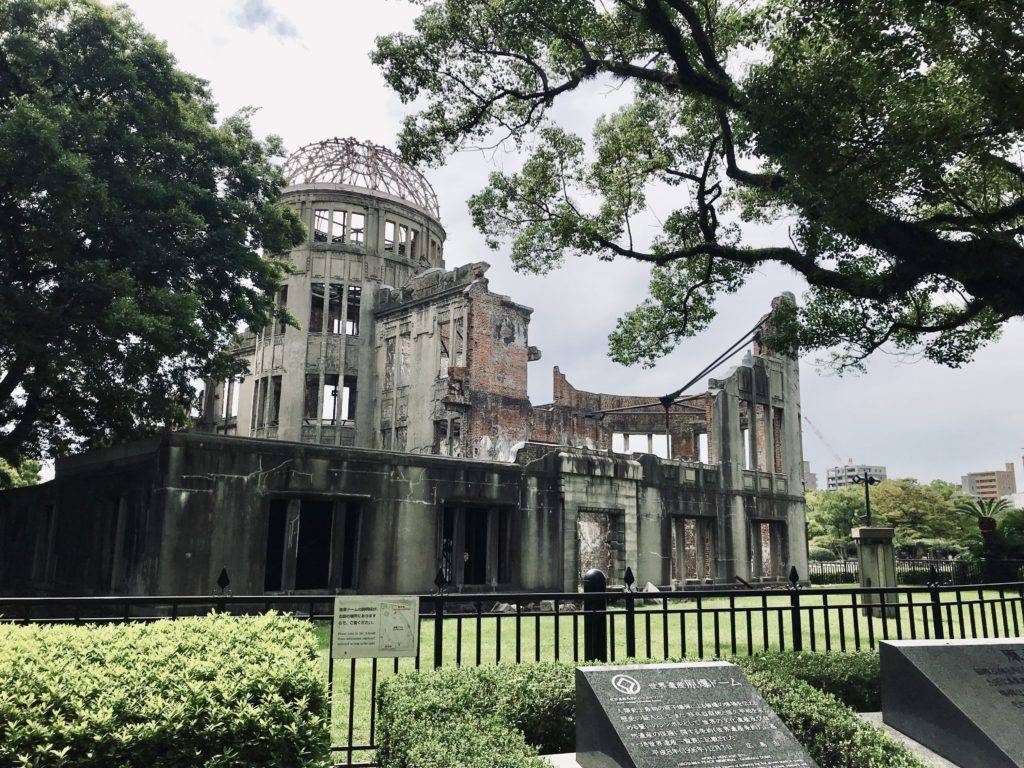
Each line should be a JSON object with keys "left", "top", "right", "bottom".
{"left": 852, "top": 472, "right": 880, "bottom": 526}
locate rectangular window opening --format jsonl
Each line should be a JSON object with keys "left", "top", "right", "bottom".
{"left": 304, "top": 375, "right": 319, "bottom": 421}
{"left": 342, "top": 375, "right": 357, "bottom": 421}
{"left": 398, "top": 224, "right": 408, "bottom": 256}
{"left": 409, "top": 228, "right": 419, "bottom": 259}
{"left": 453, "top": 316, "right": 465, "bottom": 366}
{"left": 321, "top": 374, "right": 340, "bottom": 421}
{"left": 313, "top": 209, "right": 329, "bottom": 242}
{"left": 346, "top": 286, "right": 361, "bottom": 335}
{"left": 698, "top": 432, "right": 710, "bottom": 464}
{"left": 331, "top": 210, "right": 346, "bottom": 244}
{"left": 348, "top": 212, "right": 365, "bottom": 244}
{"left": 438, "top": 320, "right": 450, "bottom": 377}
{"left": 276, "top": 286, "right": 288, "bottom": 335}
{"left": 384, "top": 221, "right": 396, "bottom": 251}
{"left": 309, "top": 283, "right": 325, "bottom": 333}
{"left": 742, "top": 428, "right": 752, "bottom": 471}
{"left": 268, "top": 375, "right": 282, "bottom": 426}
{"left": 434, "top": 420, "right": 449, "bottom": 456}
{"left": 450, "top": 418, "right": 462, "bottom": 457}
{"left": 327, "top": 284, "right": 344, "bottom": 334}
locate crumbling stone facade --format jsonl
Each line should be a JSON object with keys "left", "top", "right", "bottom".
{"left": 0, "top": 138, "right": 808, "bottom": 597}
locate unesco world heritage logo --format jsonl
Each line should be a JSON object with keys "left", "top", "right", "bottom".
{"left": 611, "top": 673, "right": 641, "bottom": 696}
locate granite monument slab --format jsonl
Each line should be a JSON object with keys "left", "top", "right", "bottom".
{"left": 576, "top": 661, "right": 818, "bottom": 768}
{"left": 881, "top": 638, "right": 1024, "bottom": 768}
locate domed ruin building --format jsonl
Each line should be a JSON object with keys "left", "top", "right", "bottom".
{"left": 0, "top": 138, "right": 809, "bottom": 597}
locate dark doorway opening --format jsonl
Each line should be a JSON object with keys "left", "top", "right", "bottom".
{"left": 441, "top": 507, "right": 456, "bottom": 584}
{"left": 340, "top": 504, "right": 361, "bottom": 589}
{"left": 295, "top": 500, "right": 333, "bottom": 589}
{"left": 463, "top": 509, "right": 489, "bottom": 585}
{"left": 264, "top": 499, "right": 288, "bottom": 591}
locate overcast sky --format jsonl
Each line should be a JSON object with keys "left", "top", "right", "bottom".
{"left": 119, "top": 0, "right": 1024, "bottom": 485}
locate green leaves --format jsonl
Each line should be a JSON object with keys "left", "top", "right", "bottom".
{"left": 0, "top": 0, "right": 305, "bottom": 461}
{"left": 375, "top": 0, "right": 1024, "bottom": 372}
{"left": 0, "top": 614, "right": 330, "bottom": 767}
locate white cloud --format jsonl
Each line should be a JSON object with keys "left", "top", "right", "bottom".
{"left": 231, "top": 0, "right": 297, "bottom": 39}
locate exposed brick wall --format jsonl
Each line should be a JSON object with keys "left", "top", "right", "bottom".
{"left": 464, "top": 284, "right": 534, "bottom": 460}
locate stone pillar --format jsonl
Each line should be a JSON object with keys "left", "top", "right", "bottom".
{"left": 852, "top": 527, "right": 897, "bottom": 617}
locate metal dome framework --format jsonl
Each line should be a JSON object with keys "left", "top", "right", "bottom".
{"left": 282, "top": 137, "right": 440, "bottom": 219}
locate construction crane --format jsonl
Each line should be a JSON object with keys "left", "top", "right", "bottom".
{"left": 802, "top": 416, "right": 846, "bottom": 466}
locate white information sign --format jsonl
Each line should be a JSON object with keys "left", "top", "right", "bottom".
{"left": 331, "top": 595, "right": 420, "bottom": 659}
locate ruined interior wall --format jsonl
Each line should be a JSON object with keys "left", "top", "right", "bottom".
{"left": 530, "top": 367, "right": 711, "bottom": 461}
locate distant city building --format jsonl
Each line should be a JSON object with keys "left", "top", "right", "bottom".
{"left": 1003, "top": 492, "right": 1024, "bottom": 510}
{"left": 803, "top": 461, "right": 818, "bottom": 491}
{"left": 962, "top": 463, "right": 1017, "bottom": 500}
{"left": 826, "top": 462, "right": 887, "bottom": 490}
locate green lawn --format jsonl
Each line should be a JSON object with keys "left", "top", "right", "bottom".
{"left": 316, "top": 586, "right": 1024, "bottom": 755}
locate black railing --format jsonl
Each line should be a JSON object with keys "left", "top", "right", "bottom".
{"left": 4, "top": 580, "right": 1024, "bottom": 767}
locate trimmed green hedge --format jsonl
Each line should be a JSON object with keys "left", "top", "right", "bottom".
{"left": 0, "top": 613, "right": 330, "bottom": 767}
{"left": 378, "top": 653, "right": 924, "bottom": 768}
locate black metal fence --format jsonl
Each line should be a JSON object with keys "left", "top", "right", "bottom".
{"left": 808, "top": 558, "right": 1024, "bottom": 585}
{"left": 4, "top": 581, "right": 1024, "bottom": 766}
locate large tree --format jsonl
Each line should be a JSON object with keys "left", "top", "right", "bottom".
{"left": 374, "top": 0, "right": 1024, "bottom": 369}
{"left": 0, "top": 0, "right": 304, "bottom": 461}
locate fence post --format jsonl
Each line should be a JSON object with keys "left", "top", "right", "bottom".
{"left": 433, "top": 592, "right": 445, "bottom": 669}
{"left": 583, "top": 569, "right": 608, "bottom": 662}
{"left": 788, "top": 566, "right": 803, "bottom": 653}
{"left": 624, "top": 567, "right": 636, "bottom": 658}
{"left": 928, "top": 565, "right": 945, "bottom": 640}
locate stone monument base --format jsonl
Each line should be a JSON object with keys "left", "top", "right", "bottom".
{"left": 856, "top": 714, "right": 960, "bottom": 767}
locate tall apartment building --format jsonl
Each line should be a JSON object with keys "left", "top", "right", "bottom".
{"left": 826, "top": 463, "right": 887, "bottom": 490}
{"left": 961, "top": 463, "right": 1018, "bottom": 500}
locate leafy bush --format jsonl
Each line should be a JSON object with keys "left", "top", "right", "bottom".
{"left": 809, "top": 547, "right": 838, "bottom": 561}
{"left": 809, "top": 569, "right": 859, "bottom": 585}
{"left": 747, "top": 670, "right": 925, "bottom": 767}
{"left": 0, "top": 613, "right": 329, "bottom": 767}
{"left": 736, "top": 652, "right": 880, "bottom": 711}
{"left": 378, "top": 652, "right": 921, "bottom": 768}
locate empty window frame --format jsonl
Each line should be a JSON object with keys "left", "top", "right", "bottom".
{"left": 255, "top": 378, "right": 267, "bottom": 429}
{"left": 275, "top": 286, "right": 288, "bottom": 335}
{"left": 384, "top": 220, "right": 396, "bottom": 251}
{"left": 251, "top": 379, "right": 262, "bottom": 430}
{"left": 327, "top": 284, "right": 344, "bottom": 334}
{"left": 348, "top": 212, "right": 365, "bottom": 244}
{"left": 438, "top": 319, "right": 450, "bottom": 377}
{"left": 303, "top": 375, "right": 319, "bottom": 421}
{"left": 331, "top": 210, "right": 346, "bottom": 243}
{"left": 346, "top": 286, "right": 361, "bottom": 335}
{"left": 395, "top": 425, "right": 407, "bottom": 451}
{"left": 309, "top": 283, "right": 325, "bottom": 333}
{"left": 221, "top": 378, "right": 241, "bottom": 420}
{"left": 398, "top": 224, "right": 408, "bottom": 256}
{"left": 745, "top": 423, "right": 753, "bottom": 473}
{"left": 434, "top": 419, "right": 449, "bottom": 456}
{"left": 321, "top": 374, "right": 340, "bottom": 421}
{"left": 453, "top": 316, "right": 465, "bottom": 366}
{"left": 313, "top": 209, "right": 329, "bottom": 242}
{"left": 268, "top": 375, "right": 282, "bottom": 426}
{"left": 449, "top": 418, "right": 462, "bottom": 457}
{"left": 697, "top": 432, "right": 710, "bottom": 464}
{"left": 772, "top": 407, "right": 784, "bottom": 473}
{"left": 409, "top": 228, "right": 419, "bottom": 259}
